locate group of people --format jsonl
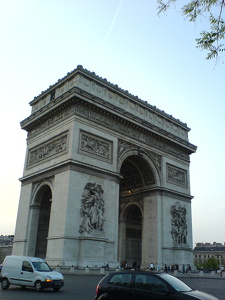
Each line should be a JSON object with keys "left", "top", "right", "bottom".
{"left": 102, "top": 263, "right": 109, "bottom": 270}
{"left": 146, "top": 263, "right": 192, "bottom": 273}
{"left": 146, "top": 262, "right": 161, "bottom": 271}
{"left": 120, "top": 261, "right": 141, "bottom": 270}
{"left": 182, "top": 264, "right": 192, "bottom": 274}
{"left": 164, "top": 263, "right": 191, "bottom": 273}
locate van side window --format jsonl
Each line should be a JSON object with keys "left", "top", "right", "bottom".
{"left": 22, "top": 261, "right": 33, "bottom": 272}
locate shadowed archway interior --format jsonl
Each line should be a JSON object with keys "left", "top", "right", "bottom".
{"left": 119, "top": 155, "right": 155, "bottom": 266}
{"left": 34, "top": 185, "right": 52, "bottom": 258}
{"left": 120, "top": 155, "right": 155, "bottom": 192}
{"left": 125, "top": 205, "right": 142, "bottom": 266}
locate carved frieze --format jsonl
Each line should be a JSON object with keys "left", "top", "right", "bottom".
{"left": 166, "top": 164, "right": 187, "bottom": 188}
{"left": 147, "top": 151, "right": 162, "bottom": 172}
{"left": 28, "top": 106, "right": 76, "bottom": 138}
{"left": 27, "top": 102, "right": 190, "bottom": 161}
{"left": 75, "top": 104, "right": 189, "bottom": 161}
{"left": 79, "top": 131, "right": 113, "bottom": 163}
{"left": 79, "top": 182, "right": 105, "bottom": 234}
{"left": 170, "top": 202, "right": 187, "bottom": 244}
{"left": 27, "top": 132, "right": 68, "bottom": 167}
{"left": 118, "top": 140, "right": 135, "bottom": 157}
{"left": 28, "top": 66, "right": 190, "bottom": 143}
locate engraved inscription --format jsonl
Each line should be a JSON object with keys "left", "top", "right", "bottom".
{"left": 79, "top": 131, "right": 112, "bottom": 163}
{"left": 28, "top": 132, "right": 68, "bottom": 166}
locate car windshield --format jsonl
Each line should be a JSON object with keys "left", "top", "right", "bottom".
{"left": 32, "top": 261, "right": 52, "bottom": 272}
{"left": 159, "top": 274, "right": 192, "bottom": 292}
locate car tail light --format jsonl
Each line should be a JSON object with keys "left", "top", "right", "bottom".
{"left": 96, "top": 284, "right": 100, "bottom": 295}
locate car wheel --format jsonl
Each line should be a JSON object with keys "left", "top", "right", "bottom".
{"left": 34, "top": 280, "right": 43, "bottom": 292}
{"left": 53, "top": 287, "right": 60, "bottom": 291}
{"left": 98, "top": 295, "right": 111, "bottom": 300}
{"left": 1, "top": 278, "right": 10, "bottom": 290}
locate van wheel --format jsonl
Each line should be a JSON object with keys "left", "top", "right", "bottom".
{"left": 1, "top": 278, "right": 10, "bottom": 290}
{"left": 53, "top": 287, "right": 60, "bottom": 291}
{"left": 34, "top": 281, "right": 43, "bottom": 292}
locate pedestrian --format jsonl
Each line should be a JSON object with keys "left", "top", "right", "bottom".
{"left": 164, "top": 264, "right": 168, "bottom": 273}
{"left": 155, "top": 262, "right": 160, "bottom": 272}
{"left": 150, "top": 262, "right": 154, "bottom": 271}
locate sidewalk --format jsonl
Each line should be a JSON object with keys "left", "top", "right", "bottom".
{"left": 53, "top": 266, "right": 225, "bottom": 279}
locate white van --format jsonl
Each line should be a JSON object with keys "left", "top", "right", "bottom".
{"left": 0, "top": 255, "right": 64, "bottom": 292}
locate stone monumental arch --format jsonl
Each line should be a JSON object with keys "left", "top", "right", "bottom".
{"left": 13, "top": 66, "right": 197, "bottom": 268}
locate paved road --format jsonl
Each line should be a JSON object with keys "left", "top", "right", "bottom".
{"left": 0, "top": 274, "right": 225, "bottom": 300}
{"left": 0, "top": 274, "right": 102, "bottom": 300}
{"left": 181, "top": 277, "right": 225, "bottom": 300}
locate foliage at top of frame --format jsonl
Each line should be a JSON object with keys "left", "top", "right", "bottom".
{"left": 157, "top": 0, "right": 225, "bottom": 60}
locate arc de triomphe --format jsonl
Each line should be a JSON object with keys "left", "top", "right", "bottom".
{"left": 13, "top": 66, "right": 197, "bottom": 268}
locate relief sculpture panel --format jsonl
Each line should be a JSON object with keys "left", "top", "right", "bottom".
{"left": 79, "top": 131, "right": 112, "bottom": 163}
{"left": 27, "top": 132, "right": 68, "bottom": 167}
{"left": 171, "top": 202, "right": 187, "bottom": 245}
{"left": 79, "top": 182, "right": 105, "bottom": 234}
{"left": 167, "top": 164, "right": 187, "bottom": 188}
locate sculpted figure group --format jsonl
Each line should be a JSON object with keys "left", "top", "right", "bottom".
{"left": 79, "top": 182, "right": 105, "bottom": 234}
{"left": 170, "top": 202, "right": 187, "bottom": 244}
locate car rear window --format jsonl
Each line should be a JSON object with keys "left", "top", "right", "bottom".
{"left": 109, "top": 273, "right": 132, "bottom": 287}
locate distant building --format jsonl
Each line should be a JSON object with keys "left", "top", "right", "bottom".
{"left": 193, "top": 242, "right": 225, "bottom": 265}
{"left": 0, "top": 235, "right": 14, "bottom": 246}
{"left": 0, "top": 235, "right": 14, "bottom": 261}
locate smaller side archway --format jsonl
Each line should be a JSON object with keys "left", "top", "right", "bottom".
{"left": 27, "top": 183, "right": 52, "bottom": 258}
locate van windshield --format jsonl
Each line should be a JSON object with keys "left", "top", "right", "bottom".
{"left": 32, "top": 261, "right": 52, "bottom": 272}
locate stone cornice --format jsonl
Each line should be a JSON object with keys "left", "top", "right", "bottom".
{"left": 120, "top": 187, "right": 193, "bottom": 203}
{"left": 21, "top": 66, "right": 196, "bottom": 146}
{"left": 29, "top": 65, "right": 188, "bottom": 128}
{"left": 162, "top": 246, "right": 193, "bottom": 251}
{"left": 20, "top": 159, "right": 122, "bottom": 185}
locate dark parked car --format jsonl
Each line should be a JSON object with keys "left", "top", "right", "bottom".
{"left": 94, "top": 271, "right": 219, "bottom": 300}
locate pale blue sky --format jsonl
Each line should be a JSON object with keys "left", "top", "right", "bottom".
{"left": 0, "top": 0, "right": 224, "bottom": 246}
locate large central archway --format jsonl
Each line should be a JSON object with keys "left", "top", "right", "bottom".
{"left": 118, "top": 155, "right": 156, "bottom": 267}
